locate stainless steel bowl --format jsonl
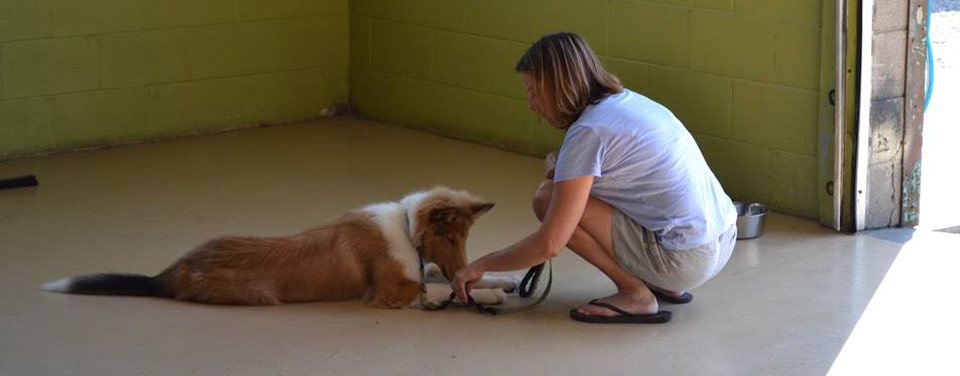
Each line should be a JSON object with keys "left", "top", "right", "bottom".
{"left": 734, "top": 202, "right": 768, "bottom": 239}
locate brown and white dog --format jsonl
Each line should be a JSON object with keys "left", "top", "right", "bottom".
{"left": 43, "top": 187, "right": 517, "bottom": 308}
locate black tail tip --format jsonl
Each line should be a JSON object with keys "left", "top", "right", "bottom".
{"left": 42, "top": 274, "right": 162, "bottom": 297}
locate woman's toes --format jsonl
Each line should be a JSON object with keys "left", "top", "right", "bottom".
{"left": 576, "top": 303, "right": 614, "bottom": 317}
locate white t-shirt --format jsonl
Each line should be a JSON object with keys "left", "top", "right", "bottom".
{"left": 554, "top": 89, "right": 737, "bottom": 250}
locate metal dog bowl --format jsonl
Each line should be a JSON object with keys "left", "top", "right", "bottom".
{"left": 734, "top": 202, "right": 768, "bottom": 239}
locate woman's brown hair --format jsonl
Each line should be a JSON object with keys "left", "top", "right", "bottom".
{"left": 515, "top": 32, "right": 623, "bottom": 128}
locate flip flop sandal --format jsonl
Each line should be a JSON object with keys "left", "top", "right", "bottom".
{"left": 651, "top": 289, "right": 693, "bottom": 304}
{"left": 569, "top": 299, "right": 672, "bottom": 324}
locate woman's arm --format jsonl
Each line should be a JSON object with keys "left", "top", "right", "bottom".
{"left": 451, "top": 175, "right": 594, "bottom": 302}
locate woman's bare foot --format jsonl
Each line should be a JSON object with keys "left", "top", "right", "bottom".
{"left": 575, "top": 289, "right": 659, "bottom": 317}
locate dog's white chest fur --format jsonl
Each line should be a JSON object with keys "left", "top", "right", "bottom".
{"left": 362, "top": 202, "right": 421, "bottom": 283}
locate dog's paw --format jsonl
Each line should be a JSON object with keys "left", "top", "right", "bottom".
{"left": 477, "top": 275, "right": 522, "bottom": 294}
{"left": 423, "top": 263, "right": 445, "bottom": 282}
{"left": 469, "top": 289, "right": 507, "bottom": 305}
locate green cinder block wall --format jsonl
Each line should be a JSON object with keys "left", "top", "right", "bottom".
{"left": 349, "top": 0, "right": 823, "bottom": 219}
{"left": 0, "top": 0, "right": 349, "bottom": 159}
{"left": 1, "top": 0, "right": 824, "bottom": 220}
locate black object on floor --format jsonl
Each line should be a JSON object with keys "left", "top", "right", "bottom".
{"left": 0, "top": 175, "right": 39, "bottom": 190}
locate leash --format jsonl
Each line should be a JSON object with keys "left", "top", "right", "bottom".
{"left": 408, "top": 213, "right": 552, "bottom": 316}
{"left": 489, "top": 259, "right": 552, "bottom": 315}
{"left": 419, "top": 256, "right": 553, "bottom": 316}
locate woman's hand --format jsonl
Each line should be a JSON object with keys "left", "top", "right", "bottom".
{"left": 451, "top": 263, "right": 485, "bottom": 303}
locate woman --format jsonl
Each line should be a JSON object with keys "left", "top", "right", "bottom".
{"left": 451, "top": 32, "right": 737, "bottom": 324}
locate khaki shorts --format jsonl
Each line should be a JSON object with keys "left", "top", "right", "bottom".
{"left": 611, "top": 209, "right": 737, "bottom": 292}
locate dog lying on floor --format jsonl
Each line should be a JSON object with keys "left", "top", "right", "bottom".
{"left": 43, "top": 186, "right": 519, "bottom": 308}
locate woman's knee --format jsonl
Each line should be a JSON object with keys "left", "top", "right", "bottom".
{"left": 532, "top": 180, "right": 553, "bottom": 221}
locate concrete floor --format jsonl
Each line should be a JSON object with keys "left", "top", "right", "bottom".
{"left": 828, "top": 229, "right": 960, "bottom": 375}
{"left": 0, "top": 118, "right": 939, "bottom": 375}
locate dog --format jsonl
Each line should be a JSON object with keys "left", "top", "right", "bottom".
{"left": 43, "top": 186, "right": 518, "bottom": 308}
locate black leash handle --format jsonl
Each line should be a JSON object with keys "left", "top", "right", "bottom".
{"left": 427, "top": 261, "right": 553, "bottom": 316}
{"left": 462, "top": 261, "right": 552, "bottom": 316}
{"left": 518, "top": 262, "right": 545, "bottom": 298}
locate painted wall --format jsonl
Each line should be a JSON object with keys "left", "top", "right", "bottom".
{"left": 1, "top": 0, "right": 824, "bottom": 219}
{"left": 350, "top": 0, "right": 823, "bottom": 219}
{"left": 0, "top": 0, "right": 348, "bottom": 159}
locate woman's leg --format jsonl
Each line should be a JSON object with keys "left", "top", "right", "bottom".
{"left": 533, "top": 180, "right": 658, "bottom": 316}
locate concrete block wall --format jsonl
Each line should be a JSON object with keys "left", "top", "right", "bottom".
{"left": 350, "top": 0, "right": 824, "bottom": 219}
{"left": 0, "top": 0, "right": 349, "bottom": 159}
{"left": 864, "top": 0, "right": 910, "bottom": 228}
{"left": 1, "top": 0, "right": 827, "bottom": 219}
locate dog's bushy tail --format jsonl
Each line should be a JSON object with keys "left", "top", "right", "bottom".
{"left": 42, "top": 273, "right": 167, "bottom": 297}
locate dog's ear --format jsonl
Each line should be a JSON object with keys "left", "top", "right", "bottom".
{"left": 430, "top": 207, "right": 459, "bottom": 224}
{"left": 470, "top": 202, "right": 495, "bottom": 217}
